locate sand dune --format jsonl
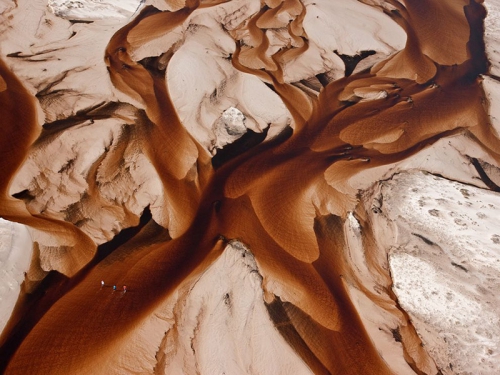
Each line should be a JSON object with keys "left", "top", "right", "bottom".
{"left": 0, "top": 0, "right": 500, "bottom": 373}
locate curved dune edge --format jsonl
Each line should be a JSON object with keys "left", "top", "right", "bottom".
{"left": 0, "top": 0, "right": 500, "bottom": 374}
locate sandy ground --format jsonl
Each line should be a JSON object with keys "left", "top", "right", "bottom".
{"left": 0, "top": 0, "right": 499, "bottom": 374}
{"left": 104, "top": 241, "right": 314, "bottom": 375}
{"left": 0, "top": 219, "right": 32, "bottom": 335}
{"left": 369, "top": 171, "right": 500, "bottom": 375}
{"left": 48, "top": 0, "right": 144, "bottom": 21}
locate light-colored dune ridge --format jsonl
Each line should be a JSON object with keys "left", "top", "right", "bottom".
{"left": 0, "top": 0, "right": 500, "bottom": 374}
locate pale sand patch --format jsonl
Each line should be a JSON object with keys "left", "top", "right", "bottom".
{"left": 371, "top": 171, "right": 500, "bottom": 375}
{"left": 482, "top": 76, "right": 500, "bottom": 137}
{"left": 484, "top": 0, "right": 500, "bottom": 77}
{"left": 302, "top": 0, "right": 406, "bottom": 58}
{"left": 48, "top": 0, "right": 144, "bottom": 21}
{"left": 145, "top": 0, "right": 185, "bottom": 12}
{"left": 89, "top": 242, "right": 313, "bottom": 375}
{"left": 0, "top": 218, "right": 33, "bottom": 336}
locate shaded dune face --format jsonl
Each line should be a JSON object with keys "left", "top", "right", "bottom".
{"left": 0, "top": 0, "right": 498, "bottom": 374}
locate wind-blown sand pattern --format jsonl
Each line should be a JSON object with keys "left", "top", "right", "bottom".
{"left": 0, "top": 0, "right": 499, "bottom": 374}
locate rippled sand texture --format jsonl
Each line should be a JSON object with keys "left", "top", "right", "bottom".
{"left": 1, "top": 0, "right": 499, "bottom": 374}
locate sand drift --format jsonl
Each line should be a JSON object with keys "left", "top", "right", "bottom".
{"left": 0, "top": 0, "right": 500, "bottom": 374}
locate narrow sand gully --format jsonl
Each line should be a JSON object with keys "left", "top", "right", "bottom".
{"left": 1, "top": 0, "right": 500, "bottom": 374}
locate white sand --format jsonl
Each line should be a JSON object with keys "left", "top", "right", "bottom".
{"left": 484, "top": 0, "right": 500, "bottom": 78}
{"left": 0, "top": 218, "right": 33, "bottom": 336}
{"left": 371, "top": 171, "right": 500, "bottom": 374}
{"left": 48, "top": 0, "right": 144, "bottom": 21}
